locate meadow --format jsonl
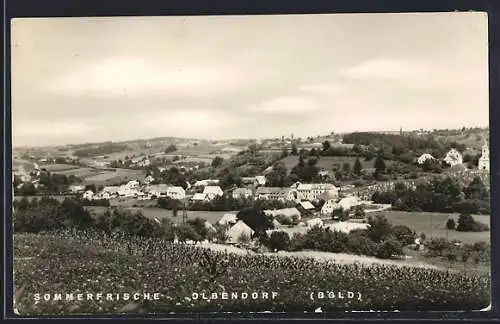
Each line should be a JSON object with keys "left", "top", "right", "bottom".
{"left": 374, "top": 211, "right": 490, "bottom": 244}
{"left": 12, "top": 231, "right": 491, "bottom": 315}
{"left": 39, "top": 164, "right": 80, "bottom": 172}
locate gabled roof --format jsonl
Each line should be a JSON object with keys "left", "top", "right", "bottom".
{"left": 299, "top": 201, "right": 315, "bottom": 210}
{"left": 264, "top": 207, "right": 301, "bottom": 218}
{"left": 218, "top": 213, "right": 238, "bottom": 225}
{"left": 203, "top": 186, "right": 223, "bottom": 194}
{"left": 226, "top": 220, "right": 255, "bottom": 243}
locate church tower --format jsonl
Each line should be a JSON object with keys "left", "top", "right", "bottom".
{"left": 478, "top": 138, "right": 490, "bottom": 171}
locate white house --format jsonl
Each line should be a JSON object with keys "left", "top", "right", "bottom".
{"left": 444, "top": 149, "right": 463, "bottom": 166}
{"left": 296, "top": 183, "right": 339, "bottom": 201}
{"left": 194, "top": 179, "right": 220, "bottom": 187}
{"left": 69, "top": 185, "right": 85, "bottom": 193}
{"left": 166, "top": 186, "right": 186, "bottom": 200}
{"left": 255, "top": 176, "right": 267, "bottom": 186}
{"left": 97, "top": 186, "right": 121, "bottom": 199}
{"left": 226, "top": 220, "right": 255, "bottom": 244}
{"left": 203, "top": 186, "right": 224, "bottom": 200}
{"left": 478, "top": 140, "right": 490, "bottom": 171}
{"left": 417, "top": 153, "right": 435, "bottom": 165}
{"left": 321, "top": 199, "right": 342, "bottom": 215}
{"left": 146, "top": 184, "right": 170, "bottom": 198}
{"left": 125, "top": 180, "right": 140, "bottom": 189}
{"left": 82, "top": 190, "right": 94, "bottom": 200}
{"left": 218, "top": 213, "right": 238, "bottom": 225}
{"left": 255, "top": 187, "right": 299, "bottom": 202}
{"left": 232, "top": 188, "right": 253, "bottom": 199}
{"left": 144, "top": 175, "right": 155, "bottom": 185}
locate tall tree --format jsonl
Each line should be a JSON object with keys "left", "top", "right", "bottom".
{"left": 291, "top": 144, "right": 298, "bottom": 156}
{"left": 353, "top": 158, "right": 362, "bottom": 176}
{"left": 374, "top": 155, "right": 386, "bottom": 175}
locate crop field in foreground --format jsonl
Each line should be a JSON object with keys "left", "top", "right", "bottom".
{"left": 13, "top": 231, "right": 490, "bottom": 315}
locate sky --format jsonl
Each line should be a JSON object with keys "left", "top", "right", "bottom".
{"left": 10, "top": 12, "right": 489, "bottom": 147}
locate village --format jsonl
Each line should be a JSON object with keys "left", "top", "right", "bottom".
{"left": 12, "top": 133, "right": 488, "bottom": 249}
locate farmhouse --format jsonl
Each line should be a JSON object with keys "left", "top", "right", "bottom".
{"left": 97, "top": 186, "right": 120, "bottom": 199}
{"left": 255, "top": 176, "right": 267, "bottom": 186}
{"left": 444, "top": 149, "right": 463, "bottom": 166}
{"left": 295, "top": 183, "right": 339, "bottom": 201}
{"left": 124, "top": 180, "right": 140, "bottom": 189}
{"left": 166, "top": 186, "right": 186, "bottom": 200}
{"left": 203, "top": 186, "right": 224, "bottom": 200}
{"left": 241, "top": 177, "right": 259, "bottom": 186}
{"left": 478, "top": 140, "right": 490, "bottom": 171}
{"left": 417, "top": 153, "right": 435, "bottom": 165}
{"left": 218, "top": 213, "right": 238, "bottom": 225}
{"left": 255, "top": 187, "right": 299, "bottom": 202}
{"left": 82, "top": 190, "right": 94, "bottom": 200}
{"left": 226, "top": 220, "right": 255, "bottom": 244}
{"left": 232, "top": 188, "right": 253, "bottom": 199}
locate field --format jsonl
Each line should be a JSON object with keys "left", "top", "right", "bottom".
{"left": 39, "top": 164, "right": 80, "bottom": 172}
{"left": 47, "top": 167, "right": 103, "bottom": 178}
{"left": 86, "top": 205, "right": 232, "bottom": 225}
{"left": 373, "top": 211, "right": 490, "bottom": 244}
{"left": 13, "top": 231, "right": 491, "bottom": 315}
{"left": 81, "top": 168, "right": 146, "bottom": 186}
{"left": 280, "top": 156, "right": 393, "bottom": 174}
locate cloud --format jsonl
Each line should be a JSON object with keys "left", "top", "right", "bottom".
{"left": 299, "top": 83, "right": 346, "bottom": 95}
{"left": 249, "top": 96, "right": 321, "bottom": 115}
{"left": 340, "top": 58, "right": 428, "bottom": 80}
{"left": 47, "top": 57, "right": 245, "bottom": 97}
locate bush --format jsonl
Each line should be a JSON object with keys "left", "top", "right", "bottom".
{"left": 392, "top": 225, "right": 416, "bottom": 246}
{"left": 456, "top": 213, "right": 489, "bottom": 232}
{"left": 446, "top": 218, "right": 456, "bottom": 230}
{"left": 267, "top": 231, "right": 291, "bottom": 252}
{"left": 374, "top": 237, "right": 403, "bottom": 259}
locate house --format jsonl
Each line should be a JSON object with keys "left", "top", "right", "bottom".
{"left": 166, "top": 186, "right": 186, "bottom": 200}
{"left": 306, "top": 218, "right": 323, "bottom": 227}
{"left": 264, "top": 207, "right": 301, "bottom": 221}
{"left": 299, "top": 201, "right": 315, "bottom": 211}
{"left": 272, "top": 218, "right": 282, "bottom": 229}
{"left": 226, "top": 220, "right": 255, "bottom": 244}
{"left": 318, "top": 170, "right": 330, "bottom": 178}
{"left": 98, "top": 186, "right": 121, "bottom": 199}
{"left": 204, "top": 221, "right": 217, "bottom": 233}
{"left": 255, "top": 187, "right": 299, "bottom": 202}
{"left": 241, "top": 177, "right": 259, "bottom": 186}
{"left": 146, "top": 184, "right": 170, "bottom": 198}
{"left": 117, "top": 186, "right": 139, "bottom": 198}
{"left": 192, "top": 193, "right": 209, "bottom": 202}
{"left": 218, "top": 213, "right": 238, "bottom": 226}
{"left": 321, "top": 199, "right": 342, "bottom": 215}
{"left": 263, "top": 166, "right": 274, "bottom": 175}
{"left": 144, "top": 175, "right": 155, "bottom": 185}
{"left": 82, "top": 190, "right": 94, "bottom": 200}
{"left": 232, "top": 188, "right": 253, "bottom": 199}
{"left": 444, "top": 149, "right": 463, "bottom": 166}
{"left": 203, "top": 186, "right": 224, "bottom": 200}
{"left": 69, "top": 185, "right": 85, "bottom": 193}
{"left": 124, "top": 180, "right": 140, "bottom": 189}
{"left": 338, "top": 196, "right": 362, "bottom": 211}
{"left": 194, "top": 179, "right": 220, "bottom": 187}
{"left": 295, "top": 183, "right": 339, "bottom": 201}
{"left": 417, "top": 153, "right": 435, "bottom": 165}
{"left": 478, "top": 140, "right": 490, "bottom": 171}
{"left": 255, "top": 176, "right": 267, "bottom": 186}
